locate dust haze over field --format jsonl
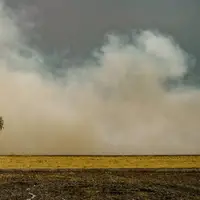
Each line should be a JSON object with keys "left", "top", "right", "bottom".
{"left": 0, "top": 1, "right": 199, "bottom": 155}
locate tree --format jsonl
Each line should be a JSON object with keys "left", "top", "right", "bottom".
{"left": 0, "top": 117, "right": 4, "bottom": 130}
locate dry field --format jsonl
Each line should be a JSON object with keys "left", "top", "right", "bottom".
{"left": 0, "top": 155, "right": 199, "bottom": 169}
{"left": 0, "top": 169, "right": 200, "bottom": 199}
{"left": 0, "top": 156, "right": 200, "bottom": 199}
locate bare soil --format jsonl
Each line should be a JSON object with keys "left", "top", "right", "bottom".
{"left": 0, "top": 169, "right": 199, "bottom": 200}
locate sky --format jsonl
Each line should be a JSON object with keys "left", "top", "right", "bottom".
{"left": 5, "top": 0, "right": 200, "bottom": 61}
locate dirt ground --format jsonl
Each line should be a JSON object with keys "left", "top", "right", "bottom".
{"left": 0, "top": 169, "right": 199, "bottom": 200}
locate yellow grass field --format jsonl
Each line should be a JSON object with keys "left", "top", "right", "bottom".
{"left": 0, "top": 155, "right": 200, "bottom": 169}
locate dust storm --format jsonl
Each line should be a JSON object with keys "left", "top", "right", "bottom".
{"left": 0, "top": 1, "right": 199, "bottom": 155}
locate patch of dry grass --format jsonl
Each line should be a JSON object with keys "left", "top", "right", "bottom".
{"left": 0, "top": 155, "right": 199, "bottom": 169}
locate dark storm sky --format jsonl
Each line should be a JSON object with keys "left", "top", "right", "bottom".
{"left": 5, "top": 0, "right": 200, "bottom": 65}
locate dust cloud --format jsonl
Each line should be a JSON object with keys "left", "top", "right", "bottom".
{"left": 0, "top": 1, "right": 199, "bottom": 155}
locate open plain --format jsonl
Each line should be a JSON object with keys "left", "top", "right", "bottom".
{"left": 0, "top": 156, "right": 199, "bottom": 199}
{"left": 0, "top": 155, "right": 200, "bottom": 169}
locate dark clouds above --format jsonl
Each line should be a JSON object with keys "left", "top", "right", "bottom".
{"left": 5, "top": 0, "right": 200, "bottom": 64}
